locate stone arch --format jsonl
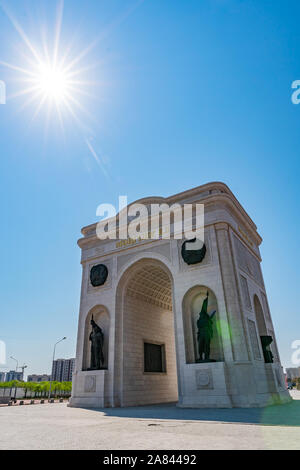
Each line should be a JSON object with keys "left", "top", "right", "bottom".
{"left": 116, "top": 251, "right": 175, "bottom": 285}
{"left": 82, "top": 305, "right": 110, "bottom": 371}
{"left": 114, "top": 256, "right": 178, "bottom": 407}
{"left": 182, "top": 285, "right": 223, "bottom": 363}
{"left": 253, "top": 294, "right": 267, "bottom": 336}
{"left": 253, "top": 294, "right": 275, "bottom": 363}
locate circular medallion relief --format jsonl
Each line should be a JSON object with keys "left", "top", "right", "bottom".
{"left": 181, "top": 238, "right": 206, "bottom": 265}
{"left": 90, "top": 264, "right": 108, "bottom": 287}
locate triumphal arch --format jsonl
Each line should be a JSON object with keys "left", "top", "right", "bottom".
{"left": 70, "top": 182, "right": 290, "bottom": 408}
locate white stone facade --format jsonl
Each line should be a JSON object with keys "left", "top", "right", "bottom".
{"left": 69, "top": 182, "right": 291, "bottom": 408}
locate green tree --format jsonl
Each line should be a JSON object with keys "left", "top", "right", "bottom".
{"left": 40, "top": 382, "right": 49, "bottom": 398}
{"left": 24, "top": 382, "right": 35, "bottom": 398}
{"left": 33, "top": 383, "right": 42, "bottom": 398}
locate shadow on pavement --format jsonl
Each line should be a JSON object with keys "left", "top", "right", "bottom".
{"left": 83, "top": 394, "right": 300, "bottom": 427}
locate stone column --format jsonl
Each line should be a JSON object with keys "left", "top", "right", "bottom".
{"left": 215, "top": 223, "right": 250, "bottom": 362}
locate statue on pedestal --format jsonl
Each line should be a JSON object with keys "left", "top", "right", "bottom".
{"left": 197, "top": 292, "right": 216, "bottom": 362}
{"left": 89, "top": 315, "right": 104, "bottom": 370}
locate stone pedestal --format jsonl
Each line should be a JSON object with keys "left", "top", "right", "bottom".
{"left": 177, "top": 362, "right": 233, "bottom": 408}
{"left": 69, "top": 370, "right": 108, "bottom": 408}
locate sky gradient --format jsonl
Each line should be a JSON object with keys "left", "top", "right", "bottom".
{"left": 0, "top": 0, "right": 299, "bottom": 377}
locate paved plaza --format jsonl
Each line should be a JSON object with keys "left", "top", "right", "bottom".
{"left": 0, "top": 391, "right": 299, "bottom": 450}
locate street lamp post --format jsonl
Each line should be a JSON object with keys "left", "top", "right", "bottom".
{"left": 48, "top": 337, "right": 66, "bottom": 401}
{"left": 14, "top": 363, "right": 27, "bottom": 400}
{"left": 10, "top": 356, "right": 18, "bottom": 370}
{"left": 10, "top": 356, "right": 18, "bottom": 401}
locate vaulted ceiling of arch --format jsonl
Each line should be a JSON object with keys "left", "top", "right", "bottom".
{"left": 126, "top": 265, "right": 172, "bottom": 311}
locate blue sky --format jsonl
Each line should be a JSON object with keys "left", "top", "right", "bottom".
{"left": 0, "top": 0, "right": 299, "bottom": 376}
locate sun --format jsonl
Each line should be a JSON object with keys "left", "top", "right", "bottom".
{"left": 34, "top": 62, "right": 70, "bottom": 102}
{"left": 0, "top": 1, "right": 97, "bottom": 130}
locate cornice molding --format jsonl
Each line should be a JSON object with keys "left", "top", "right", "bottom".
{"left": 78, "top": 182, "right": 262, "bottom": 248}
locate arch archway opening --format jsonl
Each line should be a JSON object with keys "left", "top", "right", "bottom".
{"left": 253, "top": 294, "right": 274, "bottom": 363}
{"left": 82, "top": 306, "right": 110, "bottom": 371}
{"left": 253, "top": 295, "right": 267, "bottom": 336}
{"left": 182, "top": 286, "right": 223, "bottom": 364}
{"left": 116, "top": 259, "right": 178, "bottom": 407}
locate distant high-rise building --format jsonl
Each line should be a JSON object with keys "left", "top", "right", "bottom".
{"left": 27, "top": 374, "right": 51, "bottom": 382}
{"left": 0, "top": 372, "right": 6, "bottom": 382}
{"left": 5, "top": 370, "right": 23, "bottom": 381}
{"left": 51, "top": 358, "right": 75, "bottom": 382}
{"left": 51, "top": 358, "right": 63, "bottom": 382}
{"left": 286, "top": 367, "right": 300, "bottom": 380}
{"left": 62, "top": 358, "right": 75, "bottom": 382}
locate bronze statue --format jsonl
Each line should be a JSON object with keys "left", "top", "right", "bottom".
{"left": 89, "top": 315, "right": 104, "bottom": 369}
{"left": 260, "top": 335, "right": 274, "bottom": 363}
{"left": 197, "top": 292, "right": 216, "bottom": 361}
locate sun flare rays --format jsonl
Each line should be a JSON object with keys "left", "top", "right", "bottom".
{"left": 0, "top": 0, "right": 98, "bottom": 132}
